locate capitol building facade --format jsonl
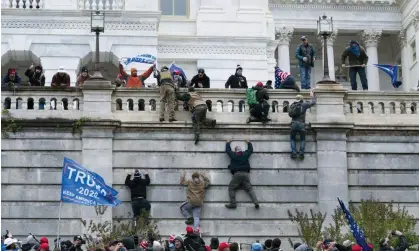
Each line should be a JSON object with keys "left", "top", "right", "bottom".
{"left": 1, "top": 0, "right": 418, "bottom": 91}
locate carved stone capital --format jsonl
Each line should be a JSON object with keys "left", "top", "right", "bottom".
{"left": 398, "top": 29, "right": 407, "bottom": 47}
{"left": 362, "top": 29, "right": 382, "bottom": 48}
{"left": 413, "top": 12, "right": 419, "bottom": 31}
{"left": 275, "top": 27, "right": 293, "bottom": 45}
{"left": 317, "top": 31, "right": 338, "bottom": 47}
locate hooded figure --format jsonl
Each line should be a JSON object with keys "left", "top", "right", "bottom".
{"left": 76, "top": 66, "right": 91, "bottom": 87}
{"left": 225, "top": 65, "right": 247, "bottom": 89}
{"left": 51, "top": 67, "right": 70, "bottom": 87}
{"left": 118, "top": 62, "right": 154, "bottom": 88}
{"left": 264, "top": 80, "right": 273, "bottom": 89}
{"left": 179, "top": 171, "right": 211, "bottom": 230}
{"left": 2, "top": 68, "right": 22, "bottom": 87}
{"left": 183, "top": 227, "right": 205, "bottom": 251}
{"left": 341, "top": 40, "right": 369, "bottom": 90}
{"left": 176, "top": 87, "right": 217, "bottom": 144}
{"left": 209, "top": 238, "right": 219, "bottom": 251}
{"left": 173, "top": 237, "right": 185, "bottom": 251}
{"left": 191, "top": 69, "right": 210, "bottom": 88}
{"left": 225, "top": 139, "right": 259, "bottom": 209}
{"left": 274, "top": 67, "right": 300, "bottom": 92}
{"left": 379, "top": 231, "right": 407, "bottom": 251}
{"left": 246, "top": 82, "right": 271, "bottom": 123}
{"left": 25, "top": 64, "right": 45, "bottom": 86}
{"left": 125, "top": 169, "right": 151, "bottom": 217}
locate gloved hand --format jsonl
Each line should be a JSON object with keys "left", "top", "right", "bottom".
{"left": 303, "top": 57, "right": 308, "bottom": 62}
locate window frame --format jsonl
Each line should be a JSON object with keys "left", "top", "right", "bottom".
{"left": 159, "top": 0, "right": 190, "bottom": 18}
{"left": 411, "top": 40, "right": 417, "bottom": 65}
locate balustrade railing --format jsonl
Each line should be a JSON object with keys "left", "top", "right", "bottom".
{"left": 1, "top": 87, "right": 83, "bottom": 111}
{"left": 78, "top": 0, "right": 124, "bottom": 10}
{"left": 1, "top": 0, "right": 42, "bottom": 9}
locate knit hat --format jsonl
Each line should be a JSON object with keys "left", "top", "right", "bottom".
{"left": 301, "top": 36, "right": 307, "bottom": 41}
{"left": 40, "top": 237, "right": 49, "bottom": 244}
{"left": 198, "top": 68, "right": 205, "bottom": 74}
{"left": 218, "top": 242, "right": 230, "bottom": 251}
{"left": 293, "top": 243, "right": 301, "bottom": 250}
{"left": 186, "top": 226, "right": 194, "bottom": 234}
{"left": 266, "top": 80, "right": 272, "bottom": 85}
{"left": 256, "top": 82, "right": 264, "bottom": 87}
{"left": 174, "top": 236, "right": 184, "bottom": 244}
{"left": 8, "top": 69, "right": 16, "bottom": 74}
{"left": 210, "top": 238, "right": 219, "bottom": 249}
{"left": 134, "top": 170, "right": 141, "bottom": 178}
{"left": 140, "top": 241, "right": 149, "bottom": 250}
{"left": 40, "top": 243, "right": 49, "bottom": 251}
{"left": 131, "top": 68, "right": 137, "bottom": 74}
{"left": 4, "top": 238, "right": 18, "bottom": 247}
{"left": 122, "top": 237, "right": 135, "bottom": 250}
{"left": 205, "top": 246, "right": 211, "bottom": 251}
{"left": 252, "top": 243, "right": 263, "bottom": 251}
{"left": 296, "top": 95, "right": 303, "bottom": 101}
{"left": 57, "top": 67, "right": 66, "bottom": 73}
{"left": 81, "top": 66, "right": 88, "bottom": 73}
{"left": 342, "top": 240, "right": 353, "bottom": 248}
{"left": 236, "top": 65, "right": 243, "bottom": 72}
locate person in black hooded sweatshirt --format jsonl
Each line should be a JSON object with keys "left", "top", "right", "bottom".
{"left": 25, "top": 64, "right": 45, "bottom": 86}
{"left": 125, "top": 169, "right": 151, "bottom": 217}
{"left": 225, "top": 65, "right": 248, "bottom": 89}
{"left": 183, "top": 227, "right": 205, "bottom": 251}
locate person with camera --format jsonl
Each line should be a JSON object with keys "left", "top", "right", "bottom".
{"left": 69, "top": 236, "right": 85, "bottom": 251}
{"left": 125, "top": 170, "right": 151, "bottom": 218}
{"left": 379, "top": 230, "right": 407, "bottom": 251}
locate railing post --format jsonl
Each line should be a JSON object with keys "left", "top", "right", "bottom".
{"left": 81, "top": 79, "right": 114, "bottom": 118}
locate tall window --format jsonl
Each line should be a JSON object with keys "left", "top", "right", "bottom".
{"left": 411, "top": 41, "right": 417, "bottom": 63}
{"left": 160, "top": 0, "right": 188, "bottom": 16}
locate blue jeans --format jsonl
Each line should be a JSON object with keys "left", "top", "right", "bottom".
{"left": 299, "top": 65, "right": 312, "bottom": 89}
{"left": 290, "top": 122, "right": 306, "bottom": 154}
{"left": 180, "top": 201, "right": 202, "bottom": 230}
{"left": 349, "top": 67, "right": 368, "bottom": 90}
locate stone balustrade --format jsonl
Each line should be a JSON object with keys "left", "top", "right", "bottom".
{"left": 1, "top": 0, "right": 42, "bottom": 9}
{"left": 78, "top": 0, "right": 124, "bottom": 11}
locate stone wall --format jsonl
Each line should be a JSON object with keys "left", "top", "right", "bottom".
{"left": 1, "top": 83, "right": 419, "bottom": 249}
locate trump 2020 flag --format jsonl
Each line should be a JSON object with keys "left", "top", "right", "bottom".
{"left": 169, "top": 62, "right": 188, "bottom": 81}
{"left": 374, "top": 64, "right": 402, "bottom": 88}
{"left": 338, "top": 197, "right": 371, "bottom": 251}
{"left": 61, "top": 157, "right": 121, "bottom": 207}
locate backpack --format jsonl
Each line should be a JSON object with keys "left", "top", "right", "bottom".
{"left": 185, "top": 237, "right": 203, "bottom": 251}
{"left": 246, "top": 88, "right": 258, "bottom": 105}
{"left": 288, "top": 101, "right": 303, "bottom": 118}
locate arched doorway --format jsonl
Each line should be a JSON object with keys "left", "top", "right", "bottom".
{"left": 1, "top": 50, "right": 41, "bottom": 85}
{"left": 78, "top": 51, "right": 120, "bottom": 82}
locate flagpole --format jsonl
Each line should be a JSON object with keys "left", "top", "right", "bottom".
{"left": 57, "top": 201, "right": 63, "bottom": 250}
{"left": 343, "top": 64, "right": 402, "bottom": 67}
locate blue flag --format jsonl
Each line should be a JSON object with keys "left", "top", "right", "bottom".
{"left": 374, "top": 64, "right": 402, "bottom": 88}
{"left": 61, "top": 157, "right": 121, "bottom": 207}
{"left": 338, "top": 197, "right": 371, "bottom": 251}
{"left": 169, "top": 63, "right": 188, "bottom": 81}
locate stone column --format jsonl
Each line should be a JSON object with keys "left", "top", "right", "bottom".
{"left": 399, "top": 30, "right": 411, "bottom": 91}
{"left": 318, "top": 31, "right": 338, "bottom": 81}
{"left": 414, "top": 15, "right": 419, "bottom": 88}
{"left": 312, "top": 83, "right": 352, "bottom": 226}
{"left": 267, "top": 40, "right": 280, "bottom": 80}
{"left": 362, "top": 29, "right": 382, "bottom": 91}
{"left": 275, "top": 27, "right": 293, "bottom": 73}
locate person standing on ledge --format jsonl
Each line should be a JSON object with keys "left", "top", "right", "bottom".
{"left": 296, "top": 36, "right": 316, "bottom": 90}
{"left": 225, "top": 139, "right": 259, "bottom": 209}
{"left": 341, "top": 40, "right": 369, "bottom": 91}
{"left": 225, "top": 65, "right": 248, "bottom": 89}
{"left": 154, "top": 66, "right": 177, "bottom": 122}
{"left": 118, "top": 62, "right": 155, "bottom": 88}
{"left": 288, "top": 90, "right": 316, "bottom": 160}
{"left": 176, "top": 87, "right": 216, "bottom": 144}
{"left": 125, "top": 169, "right": 151, "bottom": 218}
{"left": 180, "top": 171, "right": 210, "bottom": 232}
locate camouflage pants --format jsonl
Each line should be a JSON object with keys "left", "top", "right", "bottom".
{"left": 192, "top": 105, "right": 214, "bottom": 136}
{"left": 159, "top": 84, "right": 175, "bottom": 120}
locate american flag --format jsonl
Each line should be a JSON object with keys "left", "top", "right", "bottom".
{"left": 274, "top": 67, "right": 290, "bottom": 89}
{"left": 338, "top": 197, "right": 372, "bottom": 251}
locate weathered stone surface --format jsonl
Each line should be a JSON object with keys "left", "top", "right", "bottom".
{"left": 1, "top": 139, "right": 82, "bottom": 151}
{"left": 347, "top": 142, "right": 419, "bottom": 153}
{"left": 349, "top": 188, "right": 419, "bottom": 203}
{"left": 349, "top": 171, "right": 419, "bottom": 186}
{"left": 1, "top": 151, "right": 82, "bottom": 167}
{"left": 347, "top": 154, "right": 419, "bottom": 170}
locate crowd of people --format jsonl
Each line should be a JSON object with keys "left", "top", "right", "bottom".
{"left": 1, "top": 229, "right": 409, "bottom": 251}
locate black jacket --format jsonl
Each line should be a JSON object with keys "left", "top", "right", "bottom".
{"left": 226, "top": 142, "right": 253, "bottom": 174}
{"left": 125, "top": 174, "right": 151, "bottom": 199}
{"left": 379, "top": 236, "right": 408, "bottom": 251}
{"left": 25, "top": 67, "right": 45, "bottom": 86}
{"left": 183, "top": 233, "right": 205, "bottom": 251}
{"left": 225, "top": 74, "right": 247, "bottom": 89}
{"left": 191, "top": 74, "right": 210, "bottom": 88}
{"left": 255, "top": 86, "right": 269, "bottom": 103}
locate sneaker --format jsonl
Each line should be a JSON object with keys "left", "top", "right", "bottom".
{"left": 185, "top": 217, "right": 194, "bottom": 225}
{"left": 298, "top": 153, "right": 305, "bottom": 160}
{"left": 291, "top": 152, "right": 298, "bottom": 159}
{"left": 254, "top": 203, "right": 260, "bottom": 209}
{"left": 169, "top": 118, "right": 177, "bottom": 122}
{"left": 159, "top": 118, "right": 165, "bottom": 122}
{"left": 225, "top": 203, "right": 237, "bottom": 209}
{"left": 194, "top": 135, "right": 200, "bottom": 145}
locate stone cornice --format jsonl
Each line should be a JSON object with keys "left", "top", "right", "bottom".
{"left": 269, "top": 3, "right": 400, "bottom": 11}
{"left": 1, "top": 19, "right": 157, "bottom": 31}
{"left": 157, "top": 45, "right": 267, "bottom": 56}
{"left": 0, "top": 9, "right": 160, "bottom": 18}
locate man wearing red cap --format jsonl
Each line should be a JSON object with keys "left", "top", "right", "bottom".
{"left": 218, "top": 242, "right": 230, "bottom": 251}
{"left": 246, "top": 82, "right": 271, "bottom": 124}
{"left": 183, "top": 226, "right": 205, "bottom": 251}
{"left": 2, "top": 68, "right": 22, "bottom": 88}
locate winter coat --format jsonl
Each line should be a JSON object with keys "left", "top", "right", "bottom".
{"left": 291, "top": 97, "right": 316, "bottom": 124}
{"left": 76, "top": 74, "right": 91, "bottom": 87}
{"left": 2, "top": 73, "right": 22, "bottom": 87}
{"left": 51, "top": 73, "right": 70, "bottom": 87}
{"left": 225, "top": 74, "right": 247, "bottom": 89}
{"left": 125, "top": 174, "right": 151, "bottom": 199}
{"left": 254, "top": 86, "right": 269, "bottom": 103}
{"left": 341, "top": 42, "right": 369, "bottom": 66}
{"left": 183, "top": 234, "right": 205, "bottom": 251}
{"left": 119, "top": 63, "right": 153, "bottom": 88}
{"left": 296, "top": 44, "right": 316, "bottom": 68}
{"left": 190, "top": 74, "right": 210, "bottom": 88}
{"left": 25, "top": 66, "right": 45, "bottom": 86}
{"left": 225, "top": 142, "right": 253, "bottom": 174}
{"left": 180, "top": 175, "right": 210, "bottom": 206}
{"left": 379, "top": 236, "right": 407, "bottom": 251}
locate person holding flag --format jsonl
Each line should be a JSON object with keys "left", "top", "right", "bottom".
{"left": 341, "top": 40, "right": 369, "bottom": 90}
{"left": 274, "top": 67, "right": 300, "bottom": 92}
